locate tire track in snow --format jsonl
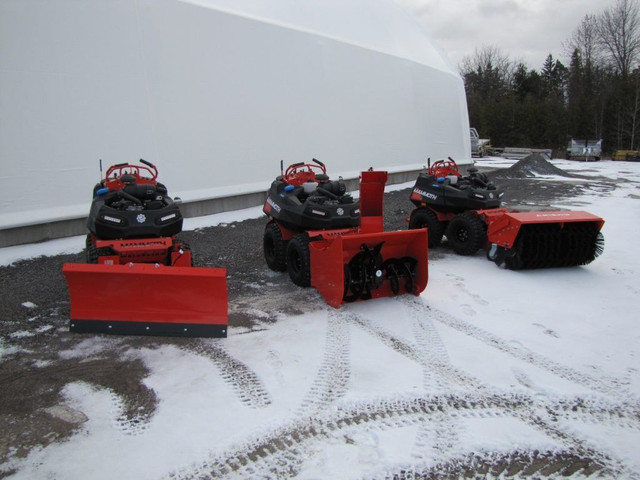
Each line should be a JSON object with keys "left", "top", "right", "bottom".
{"left": 297, "top": 310, "right": 351, "bottom": 415}
{"left": 344, "top": 303, "right": 639, "bottom": 479}
{"left": 168, "top": 300, "right": 639, "bottom": 480}
{"left": 343, "top": 307, "right": 481, "bottom": 390}
{"left": 181, "top": 340, "right": 272, "bottom": 409}
{"left": 410, "top": 307, "right": 459, "bottom": 462}
{"left": 376, "top": 449, "right": 612, "bottom": 480}
{"left": 167, "top": 392, "right": 624, "bottom": 480}
{"left": 402, "top": 296, "right": 637, "bottom": 401}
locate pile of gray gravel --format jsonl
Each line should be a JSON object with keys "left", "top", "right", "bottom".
{"left": 493, "top": 153, "right": 576, "bottom": 179}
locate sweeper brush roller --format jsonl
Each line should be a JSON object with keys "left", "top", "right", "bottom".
{"left": 485, "top": 210, "right": 605, "bottom": 270}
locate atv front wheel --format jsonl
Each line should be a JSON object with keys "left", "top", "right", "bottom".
{"left": 286, "top": 234, "right": 311, "bottom": 287}
{"left": 446, "top": 212, "right": 486, "bottom": 256}
{"left": 85, "top": 233, "right": 114, "bottom": 263}
{"left": 409, "top": 208, "right": 444, "bottom": 247}
{"left": 85, "top": 234, "right": 98, "bottom": 263}
{"left": 264, "top": 222, "right": 287, "bottom": 271}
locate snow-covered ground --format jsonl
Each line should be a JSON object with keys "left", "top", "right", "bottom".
{"left": 1, "top": 158, "right": 639, "bottom": 479}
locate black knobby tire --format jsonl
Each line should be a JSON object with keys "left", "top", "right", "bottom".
{"left": 286, "top": 234, "right": 311, "bottom": 287}
{"left": 409, "top": 208, "right": 444, "bottom": 248}
{"left": 85, "top": 233, "right": 98, "bottom": 263}
{"left": 263, "top": 222, "right": 287, "bottom": 272}
{"left": 85, "top": 233, "right": 114, "bottom": 263}
{"left": 446, "top": 212, "right": 486, "bottom": 256}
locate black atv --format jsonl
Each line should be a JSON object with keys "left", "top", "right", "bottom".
{"left": 262, "top": 159, "right": 359, "bottom": 273}
{"left": 408, "top": 158, "right": 504, "bottom": 253}
{"left": 87, "top": 159, "right": 183, "bottom": 241}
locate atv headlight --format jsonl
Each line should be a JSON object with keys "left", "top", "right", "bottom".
{"left": 102, "top": 215, "right": 122, "bottom": 224}
{"left": 160, "top": 213, "right": 177, "bottom": 222}
{"left": 498, "top": 192, "right": 504, "bottom": 199}
{"left": 472, "top": 193, "right": 485, "bottom": 199}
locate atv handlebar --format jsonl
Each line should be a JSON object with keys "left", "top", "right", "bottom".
{"left": 139, "top": 158, "right": 157, "bottom": 171}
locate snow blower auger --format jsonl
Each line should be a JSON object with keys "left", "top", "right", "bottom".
{"left": 263, "top": 160, "right": 428, "bottom": 308}
{"left": 408, "top": 158, "right": 604, "bottom": 270}
{"left": 62, "top": 159, "right": 228, "bottom": 337}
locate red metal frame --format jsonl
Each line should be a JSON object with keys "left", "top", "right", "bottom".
{"left": 103, "top": 163, "right": 157, "bottom": 190}
{"left": 93, "top": 236, "right": 192, "bottom": 266}
{"left": 428, "top": 159, "right": 461, "bottom": 178}
{"left": 283, "top": 162, "right": 327, "bottom": 186}
{"left": 95, "top": 237, "right": 173, "bottom": 265}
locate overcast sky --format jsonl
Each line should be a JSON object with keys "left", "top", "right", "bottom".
{"left": 396, "top": 0, "right": 612, "bottom": 70}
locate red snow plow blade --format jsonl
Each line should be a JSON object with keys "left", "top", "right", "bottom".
{"left": 63, "top": 263, "right": 228, "bottom": 337}
{"left": 310, "top": 229, "right": 428, "bottom": 308}
{"left": 484, "top": 209, "right": 605, "bottom": 269}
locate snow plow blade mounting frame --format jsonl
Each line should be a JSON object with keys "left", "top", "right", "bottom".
{"left": 63, "top": 263, "right": 228, "bottom": 337}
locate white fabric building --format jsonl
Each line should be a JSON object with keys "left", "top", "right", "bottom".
{"left": 0, "top": 0, "right": 470, "bottom": 237}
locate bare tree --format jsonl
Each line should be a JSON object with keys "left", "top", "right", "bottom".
{"left": 597, "top": 0, "right": 640, "bottom": 76}
{"left": 459, "top": 45, "right": 516, "bottom": 100}
{"left": 459, "top": 45, "right": 515, "bottom": 83}
{"left": 564, "top": 14, "right": 602, "bottom": 69}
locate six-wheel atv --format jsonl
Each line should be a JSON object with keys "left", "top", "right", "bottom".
{"left": 62, "top": 160, "right": 228, "bottom": 337}
{"left": 263, "top": 160, "right": 428, "bottom": 307}
{"left": 57, "top": 154, "right": 607, "bottom": 337}
{"left": 408, "top": 158, "right": 605, "bottom": 269}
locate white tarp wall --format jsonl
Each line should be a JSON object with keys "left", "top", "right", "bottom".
{"left": 0, "top": 0, "right": 470, "bottom": 231}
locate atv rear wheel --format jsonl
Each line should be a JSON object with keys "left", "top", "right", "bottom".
{"left": 446, "top": 212, "right": 486, "bottom": 256}
{"left": 409, "top": 208, "right": 444, "bottom": 247}
{"left": 264, "top": 222, "right": 287, "bottom": 271}
{"left": 286, "top": 234, "right": 311, "bottom": 287}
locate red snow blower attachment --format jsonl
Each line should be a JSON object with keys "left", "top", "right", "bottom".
{"left": 62, "top": 159, "right": 228, "bottom": 337}
{"left": 263, "top": 165, "right": 428, "bottom": 308}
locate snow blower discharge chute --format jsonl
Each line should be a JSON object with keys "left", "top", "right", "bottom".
{"left": 262, "top": 159, "right": 428, "bottom": 308}
{"left": 62, "top": 160, "right": 228, "bottom": 337}
{"left": 408, "top": 158, "right": 604, "bottom": 269}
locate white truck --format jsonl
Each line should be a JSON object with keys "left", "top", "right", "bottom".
{"left": 470, "top": 128, "right": 480, "bottom": 157}
{"left": 566, "top": 139, "right": 602, "bottom": 161}
{"left": 470, "top": 128, "right": 491, "bottom": 157}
